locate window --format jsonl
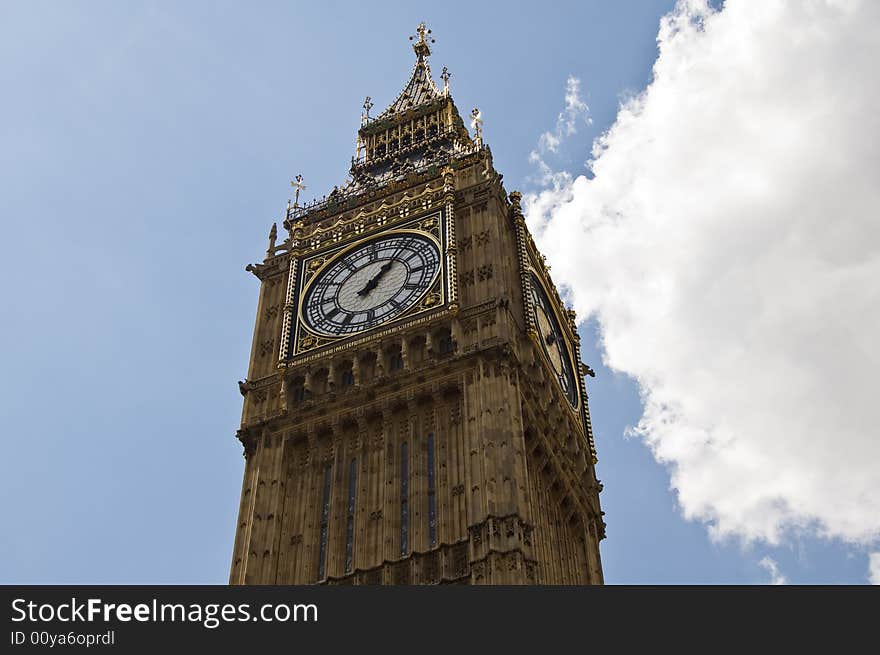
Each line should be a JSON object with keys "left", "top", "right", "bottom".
{"left": 389, "top": 349, "right": 404, "bottom": 371}
{"left": 341, "top": 369, "right": 354, "bottom": 388}
{"left": 317, "top": 464, "right": 332, "bottom": 580}
{"left": 400, "top": 442, "right": 408, "bottom": 557}
{"left": 345, "top": 458, "right": 357, "bottom": 573}
{"left": 438, "top": 333, "right": 454, "bottom": 356}
{"left": 427, "top": 433, "right": 437, "bottom": 547}
{"left": 292, "top": 384, "right": 305, "bottom": 402}
{"left": 407, "top": 339, "right": 424, "bottom": 366}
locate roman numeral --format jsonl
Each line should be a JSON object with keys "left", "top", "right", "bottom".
{"left": 367, "top": 309, "right": 375, "bottom": 322}
{"left": 390, "top": 238, "right": 414, "bottom": 261}
{"left": 404, "top": 283, "right": 419, "bottom": 290}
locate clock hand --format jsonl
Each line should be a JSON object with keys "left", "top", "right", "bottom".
{"left": 356, "top": 261, "right": 394, "bottom": 296}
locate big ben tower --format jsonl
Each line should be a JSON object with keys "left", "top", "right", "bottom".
{"left": 229, "top": 24, "right": 605, "bottom": 585}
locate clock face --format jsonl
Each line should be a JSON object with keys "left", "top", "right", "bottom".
{"left": 529, "top": 273, "right": 578, "bottom": 408}
{"left": 300, "top": 231, "right": 441, "bottom": 337}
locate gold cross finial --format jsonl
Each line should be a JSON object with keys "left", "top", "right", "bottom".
{"left": 290, "top": 174, "right": 306, "bottom": 208}
{"left": 409, "top": 22, "right": 434, "bottom": 59}
{"left": 470, "top": 108, "right": 483, "bottom": 146}
{"left": 361, "top": 96, "right": 373, "bottom": 125}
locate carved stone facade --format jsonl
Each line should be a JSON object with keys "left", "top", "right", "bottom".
{"left": 229, "top": 24, "right": 604, "bottom": 585}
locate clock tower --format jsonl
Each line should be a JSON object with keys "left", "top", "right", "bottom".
{"left": 229, "top": 24, "right": 605, "bottom": 585}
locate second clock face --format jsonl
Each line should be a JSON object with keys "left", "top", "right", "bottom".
{"left": 301, "top": 231, "right": 441, "bottom": 337}
{"left": 529, "top": 273, "right": 578, "bottom": 408}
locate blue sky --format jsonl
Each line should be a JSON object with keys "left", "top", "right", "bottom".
{"left": 1, "top": 1, "right": 875, "bottom": 584}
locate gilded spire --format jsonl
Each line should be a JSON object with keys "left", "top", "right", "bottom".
{"left": 375, "top": 23, "right": 442, "bottom": 120}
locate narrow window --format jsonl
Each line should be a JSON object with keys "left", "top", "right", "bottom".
{"left": 344, "top": 458, "right": 357, "bottom": 573}
{"left": 427, "top": 433, "right": 437, "bottom": 547}
{"left": 341, "top": 369, "right": 354, "bottom": 388}
{"left": 317, "top": 464, "right": 332, "bottom": 580}
{"left": 400, "top": 442, "right": 408, "bottom": 556}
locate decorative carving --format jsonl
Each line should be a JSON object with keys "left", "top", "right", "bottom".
{"left": 421, "top": 292, "right": 441, "bottom": 308}
{"left": 392, "top": 561, "right": 411, "bottom": 585}
{"left": 477, "top": 263, "right": 493, "bottom": 281}
{"left": 363, "top": 569, "right": 382, "bottom": 585}
{"left": 449, "top": 404, "right": 462, "bottom": 425}
{"left": 423, "top": 552, "right": 439, "bottom": 584}
{"left": 263, "top": 304, "right": 279, "bottom": 321}
{"left": 452, "top": 543, "right": 469, "bottom": 577}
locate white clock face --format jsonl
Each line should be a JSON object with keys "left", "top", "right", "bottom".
{"left": 529, "top": 273, "right": 578, "bottom": 408}
{"left": 301, "top": 232, "right": 441, "bottom": 337}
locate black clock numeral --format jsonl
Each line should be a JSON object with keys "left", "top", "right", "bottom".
{"left": 367, "top": 309, "right": 375, "bottom": 323}
{"left": 403, "top": 283, "right": 419, "bottom": 291}
{"left": 390, "top": 237, "right": 415, "bottom": 261}
{"left": 409, "top": 265, "right": 424, "bottom": 274}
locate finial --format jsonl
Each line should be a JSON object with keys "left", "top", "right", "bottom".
{"left": 290, "top": 174, "right": 306, "bottom": 208}
{"left": 361, "top": 96, "right": 373, "bottom": 125}
{"left": 441, "top": 67, "right": 451, "bottom": 96}
{"left": 409, "top": 22, "right": 434, "bottom": 60}
{"left": 470, "top": 108, "right": 483, "bottom": 147}
{"left": 267, "top": 222, "right": 277, "bottom": 255}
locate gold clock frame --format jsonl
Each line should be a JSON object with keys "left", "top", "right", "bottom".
{"left": 526, "top": 267, "right": 581, "bottom": 412}
{"left": 286, "top": 209, "right": 453, "bottom": 360}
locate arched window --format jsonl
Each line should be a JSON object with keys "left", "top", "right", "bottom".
{"left": 389, "top": 348, "right": 404, "bottom": 371}
{"left": 341, "top": 368, "right": 355, "bottom": 388}
{"left": 291, "top": 377, "right": 306, "bottom": 402}
{"left": 438, "top": 331, "right": 454, "bottom": 356}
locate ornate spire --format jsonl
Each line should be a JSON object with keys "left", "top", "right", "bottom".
{"left": 375, "top": 23, "right": 442, "bottom": 120}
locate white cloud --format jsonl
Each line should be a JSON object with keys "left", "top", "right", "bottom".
{"left": 525, "top": 0, "right": 880, "bottom": 551}
{"left": 536, "top": 75, "right": 591, "bottom": 154}
{"left": 869, "top": 553, "right": 880, "bottom": 585}
{"left": 529, "top": 76, "right": 591, "bottom": 187}
{"left": 758, "top": 556, "right": 788, "bottom": 585}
